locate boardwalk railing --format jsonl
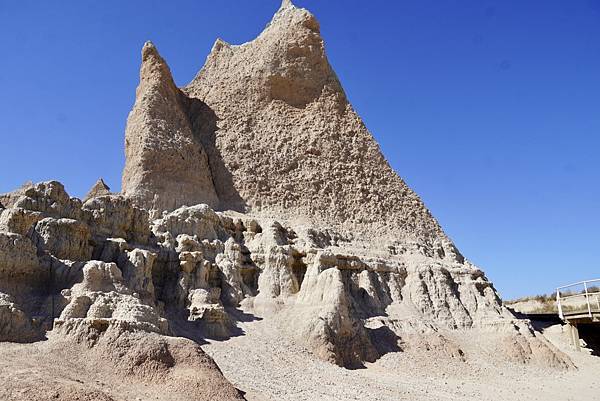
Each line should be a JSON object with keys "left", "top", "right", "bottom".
{"left": 556, "top": 279, "right": 600, "bottom": 320}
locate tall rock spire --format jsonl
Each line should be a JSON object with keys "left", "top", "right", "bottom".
{"left": 122, "top": 41, "right": 219, "bottom": 212}
{"left": 279, "top": 0, "right": 294, "bottom": 9}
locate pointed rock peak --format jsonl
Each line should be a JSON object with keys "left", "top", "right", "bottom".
{"left": 95, "top": 178, "right": 110, "bottom": 191}
{"left": 211, "top": 37, "right": 231, "bottom": 53}
{"left": 137, "top": 40, "right": 178, "bottom": 88}
{"left": 279, "top": 0, "right": 294, "bottom": 10}
{"left": 141, "top": 40, "right": 162, "bottom": 62}
{"left": 143, "top": 40, "right": 155, "bottom": 50}
{"left": 85, "top": 178, "right": 111, "bottom": 201}
{"left": 271, "top": 0, "right": 319, "bottom": 33}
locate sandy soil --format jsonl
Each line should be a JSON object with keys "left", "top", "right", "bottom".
{"left": 202, "top": 315, "right": 600, "bottom": 401}
{"left": 0, "top": 318, "right": 597, "bottom": 400}
{"left": 0, "top": 335, "right": 150, "bottom": 401}
{"left": 0, "top": 331, "right": 244, "bottom": 401}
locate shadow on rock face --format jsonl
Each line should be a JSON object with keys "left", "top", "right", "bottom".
{"left": 578, "top": 324, "right": 600, "bottom": 357}
{"left": 167, "top": 307, "right": 262, "bottom": 345}
{"left": 367, "top": 325, "right": 403, "bottom": 356}
{"left": 187, "top": 98, "right": 247, "bottom": 213}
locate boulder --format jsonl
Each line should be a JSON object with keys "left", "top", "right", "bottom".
{"left": 31, "top": 217, "right": 92, "bottom": 261}
{"left": 0, "top": 293, "right": 43, "bottom": 342}
{"left": 56, "top": 261, "right": 168, "bottom": 336}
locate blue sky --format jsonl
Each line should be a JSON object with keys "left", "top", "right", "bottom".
{"left": 1, "top": 1, "right": 598, "bottom": 299}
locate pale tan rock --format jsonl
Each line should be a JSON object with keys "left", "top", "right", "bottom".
{"left": 188, "top": 288, "right": 231, "bottom": 338}
{"left": 0, "top": 3, "right": 576, "bottom": 391}
{"left": 215, "top": 238, "right": 248, "bottom": 306}
{"left": 31, "top": 217, "right": 92, "bottom": 261}
{"left": 119, "top": 248, "right": 157, "bottom": 302}
{"left": 0, "top": 207, "right": 43, "bottom": 236}
{"left": 152, "top": 204, "right": 224, "bottom": 241}
{"left": 0, "top": 181, "right": 33, "bottom": 209}
{"left": 0, "top": 292, "right": 42, "bottom": 342}
{"left": 0, "top": 330, "right": 245, "bottom": 401}
{"left": 0, "top": 232, "right": 47, "bottom": 341}
{"left": 0, "top": 183, "right": 246, "bottom": 398}
{"left": 0, "top": 178, "right": 572, "bottom": 374}
{"left": 82, "top": 195, "right": 151, "bottom": 244}
{"left": 0, "top": 231, "right": 41, "bottom": 279}
{"left": 86, "top": 329, "right": 245, "bottom": 400}
{"left": 57, "top": 261, "right": 168, "bottom": 335}
{"left": 111, "top": 1, "right": 527, "bottom": 368}
{"left": 12, "top": 181, "right": 83, "bottom": 220}
{"left": 121, "top": 42, "right": 219, "bottom": 212}
{"left": 184, "top": 2, "right": 444, "bottom": 249}
{"left": 84, "top": 178, "right": 111, "bottom": 201}
{"left": 292, "top": 263, "right": 379, "bottom": 367}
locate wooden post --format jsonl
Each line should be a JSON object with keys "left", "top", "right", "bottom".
{"left": 571, "top": 322, "right": 581, "bottom": 352}
{"left": 565, "top": 322, "right": 580, "bottom": 351}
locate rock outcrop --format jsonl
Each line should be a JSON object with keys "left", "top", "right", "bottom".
{"left": 121, "top": 2, "right": 445, "bottom": 252}
{"left": 0, "top": 177, "right": 572, "bottom": 373}
{"left": 0, "top": 182, "right": 246, "bottom": 400}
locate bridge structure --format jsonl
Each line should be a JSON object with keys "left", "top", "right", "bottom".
{"left": 557, "top": 279, "right": 600, "bottom": 351}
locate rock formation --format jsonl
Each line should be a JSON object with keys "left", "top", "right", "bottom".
{"left": 0, "top": 177, "right": 571, "bottom": 372}
{"left": 0, "top": 1, "right": 575, "bottom": 399}
{"left": 184, "top": 1, "right": 442, "bottom": 246}
{"left": 0, "top": 181, "right": 244, "bottom": 400}
{"left": 122, "top": 42, "right": 219, "bottom": 212}
{"left": 84, "top": 178, "right": 111, "bottom": 201}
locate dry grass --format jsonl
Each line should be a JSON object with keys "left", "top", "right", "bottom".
{"left": 506, "top": 287, "right": 600, "bottom": 314}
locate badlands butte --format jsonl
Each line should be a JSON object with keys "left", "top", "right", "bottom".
{"left": 0, "top": 2, "right": 593, "bottom": 401}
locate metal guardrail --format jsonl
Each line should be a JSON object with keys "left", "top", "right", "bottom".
{"left": 556, "top": 279, "right": 600, "bottom": 320}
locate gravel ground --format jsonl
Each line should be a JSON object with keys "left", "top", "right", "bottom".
{"left": 203, "top": 315, "right": 600, "bottom": 401}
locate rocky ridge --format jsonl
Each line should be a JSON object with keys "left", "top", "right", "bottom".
{"left": 0, "top": 175, "right": 569, "bottom": 372}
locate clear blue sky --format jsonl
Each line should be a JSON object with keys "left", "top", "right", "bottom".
{"left": 1, "top": 1, "right": 598, "bottom": 299}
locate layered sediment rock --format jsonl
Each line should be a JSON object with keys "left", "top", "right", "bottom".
{"left": 0, "top": 179, "right": 572, "bottom": 372}
{"left": 117, "top": 0, "right": 559, "bottom": 369}
{"left": 0, "top": 182, "right": 245, "bottom": 399}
